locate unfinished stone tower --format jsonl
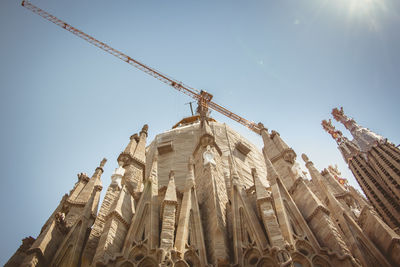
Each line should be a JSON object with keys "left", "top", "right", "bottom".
{"left": 6, "top": 114, "right": 400, "bottom": 267}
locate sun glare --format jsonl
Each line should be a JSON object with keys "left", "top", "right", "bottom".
{"left": 348, "top": 0, "right": 383, "bottom": 14}
{"left": 342, "top": 0, "right": 388, "bottom": 30}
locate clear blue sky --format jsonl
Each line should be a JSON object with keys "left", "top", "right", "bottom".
{"left": 1, "top": 0, "right": 399, "bottom": 264}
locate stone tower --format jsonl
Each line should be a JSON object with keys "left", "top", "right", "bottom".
{"left": 6, "top": 115, "right": 400, "bottom": 266}
{"left": 323, "top": 108, "right": 400, "bottom": 231}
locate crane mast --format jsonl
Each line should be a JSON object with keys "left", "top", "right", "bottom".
{"left": 21, "top": 0, "right": 262, "bottom": 134}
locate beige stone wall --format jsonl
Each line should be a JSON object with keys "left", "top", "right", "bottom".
{"left": 145, "top": 121, "right": 268, "bottom": 192}
{"left": 94, "top": 217, "right": 128, "bottom": 263}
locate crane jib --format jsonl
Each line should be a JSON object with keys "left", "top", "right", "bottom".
{"left": 21, "top": 0, "right": 262, "bottom": 135}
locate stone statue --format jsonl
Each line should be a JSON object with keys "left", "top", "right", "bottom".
{"left": 203, "top": 145, "right": 216, "bottom": 166}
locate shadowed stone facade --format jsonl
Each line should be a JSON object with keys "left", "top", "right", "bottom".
{"left": 6, "top": 115, "right": 400, "bottom": 267}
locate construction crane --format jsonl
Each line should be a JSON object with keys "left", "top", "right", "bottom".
{"left": 21, "top": 0, "right": 262, "bottom": 135}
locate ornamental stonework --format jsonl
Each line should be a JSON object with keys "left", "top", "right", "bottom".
{"left": 6, "top": 117, "right": 400, "bottom": 267}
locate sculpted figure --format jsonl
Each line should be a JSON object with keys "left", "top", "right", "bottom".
{"left": 203, "top": 145, "right": 216, "bottom": 166}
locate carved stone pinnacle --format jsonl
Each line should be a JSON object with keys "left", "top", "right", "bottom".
{"left": 301, "top": 153, "right": 309, "bottom": 163}
{"left": 141, "top": 124, "right": 149, "bottom": 136}
{"left": 100, "top": 158, "right": 107, "bottom": 168}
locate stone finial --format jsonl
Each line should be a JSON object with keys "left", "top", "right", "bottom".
{"left": 258, "top": 122, "right": 271, "bottom": 142}
{"left": 95, "top": 158, "right": 107, "bottom": 173}
{"left": 140, "top": 124, "right": 149, "bottom": 137}
{"left": 301, "top": 153, "right": 309, "bottom": 163}
{"left": 99, "top": 158, "right": 107, "bottom": 168}
{"left": 258, "top": 122, "right": 267, "bottom": 131}
{"left": 302, "top": 154, "right": 314, "bottom": 169}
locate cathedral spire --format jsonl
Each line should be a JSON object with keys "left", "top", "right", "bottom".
{"left": 118, "top": 133, "right": 137, "bottom": 165}
{"left": 124, "top": 134, "right": 139, "bottom": 156}
{"left": 81, "top": 160, "right": 123, "bottom": 266}
{"left": 82, "top": 159, "right": 105, "bottom": 220}
{"left": 79, "top": 158, "right": 106, "bottom": 220}
{"left": 133, "top": 124, "right": 148, "bottom": 165}
{"left": 119, "top": 124, "right": 148, "bottom": 196}
{"left": 73, "top": 158, "right": 106, "bottom": 205}
{"left": 332, "top": 107, "right": 384, "bottom": 152}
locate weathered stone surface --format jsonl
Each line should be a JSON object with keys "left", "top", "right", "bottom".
{"left": 8, "top": 118, "right": 400, "bottom": 267}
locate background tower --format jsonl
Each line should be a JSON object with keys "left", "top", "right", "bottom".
{"left": 323, "top": 108, "right": 400, "bottom": 231}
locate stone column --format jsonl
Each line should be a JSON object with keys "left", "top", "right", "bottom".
{"left": 252, "top": 168, "right": 286, "bottom": 248}
{"left": 160, "top": 171, "right": 178, "bottom": 251}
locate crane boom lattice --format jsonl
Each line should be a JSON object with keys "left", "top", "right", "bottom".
{"left": 21, "top": 0, "right": 262, "bottom": 134}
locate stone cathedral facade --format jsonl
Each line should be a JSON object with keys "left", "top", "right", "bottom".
{"left": 6, "top": 113, "right": 400, "bottom": 267}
